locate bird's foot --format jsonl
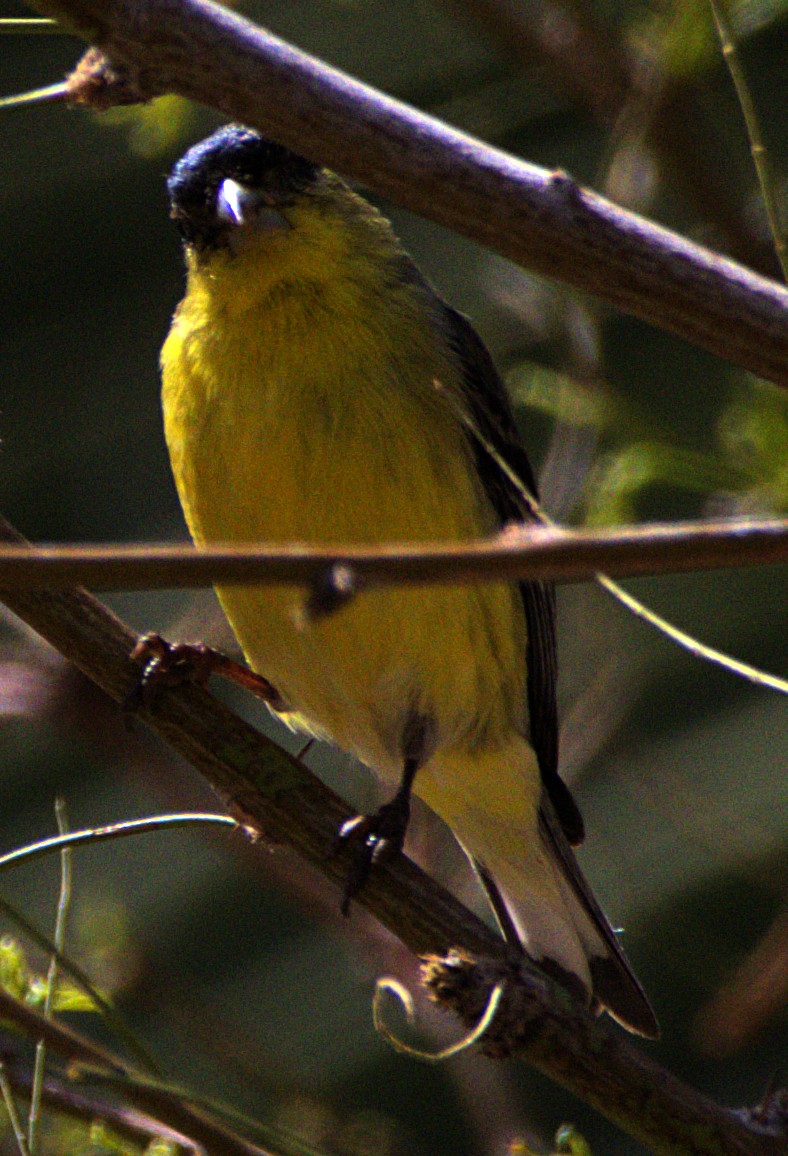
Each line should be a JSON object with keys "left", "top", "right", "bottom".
{"left": 127, "top": 632, "right": 285, "bottom": 710}
{"left": 335, "top": 792, "right": 411, "bottom": 915}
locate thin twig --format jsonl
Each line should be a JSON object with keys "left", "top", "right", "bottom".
{"left": 0, "top": 524, "right": 785, "bottom": 690}
{"left": 0, "top": 985, "right": 124, "bottom": 1076}
{"left": 0, "top": 814, "right": 238, "bottom": 874}
{"left": 0, "top": 997, "right": 270, "bottom": 1156}
{"left": 0, "top": 83, "right": 70, "bottom": 109}
{"left": 0, "top": 1062, "right": 31, "bottom": 1156}
{"left": 0, "top": 519, "right": 782, "bottom": 590}
{"left": 595, "top": 573, "right": 787, "bottom": 693}
{"left": 24, "top": 0, "right": 788, "bottom": 387}
{"left": 0, "top": 893, "right": 162, "bottom": 1079}
{"left": 709, "top": 0, "right": 787, "bottom": 281}
{"left": 28, "top": 799, "right": 72, "bottom": 1155}
{"left": 2, "top": 1057, "right": 201, "bottom": 1154}
{"left": 0, "top": 18, "right": 61, "bottom": 33}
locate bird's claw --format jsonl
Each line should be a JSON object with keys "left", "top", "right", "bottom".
{"left": 335, "top": 795, "right": 411, "bottom": 915}
{"left": 126, "top": 633, "right": 217, "bottom": 710}
{"left": 127, "top": 633, "right": 286, "bottom": 711}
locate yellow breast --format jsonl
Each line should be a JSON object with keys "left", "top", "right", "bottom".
{"left": 161, "top": 206, "right": 526, "bottom": 778}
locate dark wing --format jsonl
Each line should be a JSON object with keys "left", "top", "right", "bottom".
{"left": 440, "top": 304, "right": 659, "bottom": 1037}
{"left": 438, "top": 303, "right": 583, "bottom": 846}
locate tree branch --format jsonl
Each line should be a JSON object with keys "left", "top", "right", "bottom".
{"left": 26, "top": 0, "right": 788, "bottom": 387}
{"left": 0, "top": 998, "right": 267, "bottom": 1156}
{"left": 0, "top": 1051, "right": 201, "bottom": 1156}
{"left": 0, "top": 518, "right": 783, "bottom": 592}
{"left": 444, "top": 0, "right": 781, "bottom": 277}
{"left": 0, "top": 510, "right": 784, "bottom": 1154}
{"left": 422, "top": 952, "right": 786, "bottom": 1156}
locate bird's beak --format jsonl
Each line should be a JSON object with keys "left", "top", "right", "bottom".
{"left": 217, "top": 178, "right": 290, "bottom": 233}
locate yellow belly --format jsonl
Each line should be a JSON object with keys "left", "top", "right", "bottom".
{"left": 161, "top": 274, "right": 527, "bottom": 783}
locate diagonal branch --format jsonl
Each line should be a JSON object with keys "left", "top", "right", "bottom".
{"left": 25, "top": 0, "right": 788, "bottom": 387}
{"left": 0, "top": 511, "right": 783, "bottom": 1154}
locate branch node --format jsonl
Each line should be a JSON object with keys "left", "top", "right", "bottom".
{"left": 304, "top": 562, "right": 358, "bottom": 622}
{"left": 421, "top": 948, "right": 560, "bottom": 1059}
{"left": 549, "top": 167, "right": 583, "bottom": 204}
{"left": 66, "top": 47, "right": 150, "bottom": 110}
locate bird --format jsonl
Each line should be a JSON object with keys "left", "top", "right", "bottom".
{"left": 159, "top": 124, "right": 658, "bottom": 1038}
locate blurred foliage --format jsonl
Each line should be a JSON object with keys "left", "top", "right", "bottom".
{"left": 0, "top": 1110, "right": 181, "bottom": 1156}
{"left": 510, "top": 1124, "right": 593, "bottom": 1155}
{"left": 0, "top": 933, "right": 98, "bottom": 1011}
{"left": 88, "top": 1130, "right": 179, "bottom": 1156}
{"left": 101, "top": 96, "right": 199, "bottom": 160}
{"left": 659, "top": 0, "right": 718, "bottom": 79}
{"left": 0, "top": 0, "right": 786, "bottom": 1154}
{"left": 511, "top": 368, "right": 788, "bottom": 523}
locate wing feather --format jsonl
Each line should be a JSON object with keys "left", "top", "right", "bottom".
{"left": 438, "top": 303, "right": 658, "bottom": 1038}
{"left": 439, "top": 303, "right": 583, "bottom": 844}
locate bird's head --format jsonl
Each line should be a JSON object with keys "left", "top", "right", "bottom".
{"left": 167, "top": 125, "right": 320, "bottom": 254}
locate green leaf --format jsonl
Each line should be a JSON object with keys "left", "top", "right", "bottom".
{"left": 0, "top": 936, "right": 29, "bottom": 1000}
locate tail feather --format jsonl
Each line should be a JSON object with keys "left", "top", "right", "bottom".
{"left": 536, "top": 799, "right": 659, "bottom": 1037}
{"left": 420, "top": 741, "right": 658, "bottom": 1037}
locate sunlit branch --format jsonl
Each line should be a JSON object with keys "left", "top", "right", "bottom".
{"left": 23, "top": 0, "right": 788, "bottom": 387}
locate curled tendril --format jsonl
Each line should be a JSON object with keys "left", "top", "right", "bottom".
{"left": 372, "top": 976, "right": 504, "bottom": 1062}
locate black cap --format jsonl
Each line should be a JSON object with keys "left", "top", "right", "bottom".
{"left": 167, "top": 125, "right": 319, "bottom": 249}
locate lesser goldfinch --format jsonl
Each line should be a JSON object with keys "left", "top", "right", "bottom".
{"left": 161, "top": 125, "right": 657, "bottom": 1037}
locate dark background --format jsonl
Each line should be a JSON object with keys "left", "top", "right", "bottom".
{"left": 0, "top": 2, "right": 786, "bottom": 1153}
